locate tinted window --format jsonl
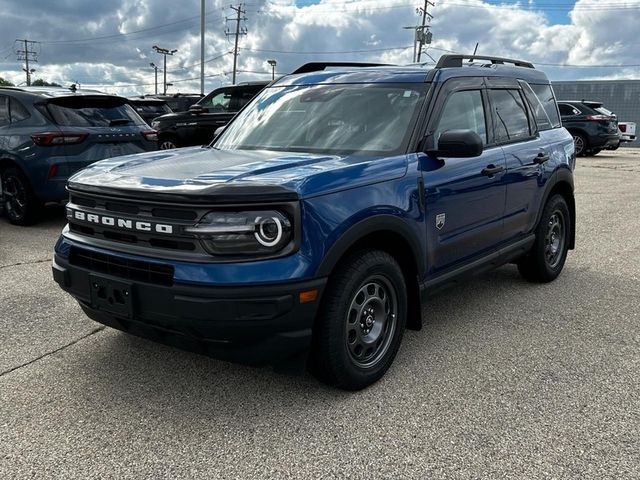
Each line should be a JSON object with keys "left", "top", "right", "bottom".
{"left": 0, "top": 96, "right": 9, "bottom": 126}
{"left": 558, "top": 104, "right": 577, "bottom": 116}
{"left": 236, "top": 91, "right": 257, "bottom": 109}
{"left": 10, "top": 98, "right": 31, "bottom": 123}
{"left": 489, "top": 89, "right": 530, "bottom": 142}
{"left": 199, "top": 90, "right": 232, "bottom": 111}
{"left": 47, "top": 97, "right": 144, "bottom": 127}
{"left": 217, "top": 84, "right": 426, "bottom": 154}
{"left": 523, "top": 83, "right": 560, "bottom": 130}
{"left": 435, "top": 89, "right": 487, "bottom": 144}
{"left": 133, "top": 103, "right": 171, "bottom": 116}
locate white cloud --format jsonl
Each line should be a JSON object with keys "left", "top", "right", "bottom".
{"left": 0, "top": 0, "right": 638, "bottom": 96}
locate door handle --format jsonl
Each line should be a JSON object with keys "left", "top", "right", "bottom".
{"left": 481, "top": 164, "right": 504, "bottom": 176}
{"left": 534, "top": 152, "right": 550, "bottom": 164}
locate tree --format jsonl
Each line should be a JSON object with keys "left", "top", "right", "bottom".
{"left": 31, "top": 79, "right": 62, "bottom": 87}
{"left": 0, "top": 77, "right": 14, "bottom": 86}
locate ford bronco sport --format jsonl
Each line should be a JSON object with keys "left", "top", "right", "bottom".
{"left": 52, "top": 55, "right": 576, "bottom": 390}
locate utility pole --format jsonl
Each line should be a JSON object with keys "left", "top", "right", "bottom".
{"left": 225, "top": 4, "right": 247, "bottom": 84}
{"left": 200, "top": 0, "right": 205, "bottom": 95}
{"left": 416, "top": 1, "right": 434, "bottom": 63}
{"left": 15, "top": 39, "right": 39, "bottom": 86}
{"left": 150, "top": 63, "right": 159, "bottom": 95}
{"left": 152, "top": 45, "right": 177, "bottom": 95}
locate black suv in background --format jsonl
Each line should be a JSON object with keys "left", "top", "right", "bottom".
{"left": 128, "top": 97, "right": 172, "bottom": 125}
{"left": 149, "top": 93, "right": 202, "bottom": 113}
{"left": 558, "top": 100, "right": 620, "bottom": 156}
{"left": 151, "top": 81, "right": 268, "bottom": 149}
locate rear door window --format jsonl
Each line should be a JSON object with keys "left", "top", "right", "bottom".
{"left": 558, "top": 104, "right": 578, "bottom": 116}
{"left": 489, "top": 89, "right": 531, "bottom": 143}
{"left": 47, "top": 97, "right": 144, "bottom": 127}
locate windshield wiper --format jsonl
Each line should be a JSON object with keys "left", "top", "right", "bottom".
{"left": 109, "top": 118, "right": 132, "bottom": 126}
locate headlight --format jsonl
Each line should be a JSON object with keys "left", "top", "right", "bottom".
{"left": 185, "top": 210, "right": 293, "bottom": 256}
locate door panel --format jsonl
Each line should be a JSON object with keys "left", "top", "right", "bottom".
{"left": 422, "top": 147, "right": 506, "bottom": 275}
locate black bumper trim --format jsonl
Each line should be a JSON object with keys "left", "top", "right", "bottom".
{"left": 53, "top": 254, "right": 326, "bottom": 365}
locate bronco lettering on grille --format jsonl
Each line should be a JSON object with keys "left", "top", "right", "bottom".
{"left": 70, "top": 209, "right": 174, "bottom": 234}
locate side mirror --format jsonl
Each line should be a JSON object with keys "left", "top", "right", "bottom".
{"left": 426, "top": 129, "right": 483, "bottom": 158}
{"left": 189, "top": 104, "right": 207, "bottom": 114}
{"left": 213, "top": 125, "right": 226, "bottom": 138}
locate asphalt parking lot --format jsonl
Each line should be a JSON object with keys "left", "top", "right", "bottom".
{"left": 1, "top": 149, "right": 639, "bottom": 479}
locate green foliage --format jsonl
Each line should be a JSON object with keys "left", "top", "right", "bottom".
{"left": 31, "top": 79, "right": 62, "bottom": 87}
{"left": 0, "top": 77, "right": 14, "bottom": 86}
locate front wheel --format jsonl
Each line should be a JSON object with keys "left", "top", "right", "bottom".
{"left": 1, "top": 167, "right": 40, "bottom": 225}
{"left": 517, "top": 194, "right": 571, "bottom": 283}
{"left": 309, "top": 249, "right": 407, "bottom": 390}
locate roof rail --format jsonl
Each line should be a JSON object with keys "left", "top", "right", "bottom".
{"left": 291, "top": 62, "right": 391, "bottom": 75}
{"left": 435, "top": 54, "right": 535, "bottom": 69}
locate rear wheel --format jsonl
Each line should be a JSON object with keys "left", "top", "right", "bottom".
{"left": 1, "top": 167, "right": 40, "bottom": 225}
{"left": 159, "top": 137, "right": 179, "bottom": 149}
{"left": 309, "top": 249, "right": 407, "bottom": 390}
{"left": 517, "top": 194, "right": 571, "bottom": 283}
{"left": 571, "top": 132, "right": 587, "bottom": 156}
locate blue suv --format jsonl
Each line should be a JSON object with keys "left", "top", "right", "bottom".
{"left": 0, "top": 87, "right": 158, "bottom": 225}
{"left": 52, "top": 55, "right": 575, "bottom": 390}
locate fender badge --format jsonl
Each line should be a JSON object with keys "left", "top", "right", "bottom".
{"left": 436, "top": 213, "right": 446, "bottom": 230}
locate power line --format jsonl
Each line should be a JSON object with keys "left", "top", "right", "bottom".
{"left": 239, "top": 45, "right": 413, "bottom": 54}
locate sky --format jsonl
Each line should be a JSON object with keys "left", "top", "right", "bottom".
{"left": 0, "top": 0, "right": 639, "bottom": 96}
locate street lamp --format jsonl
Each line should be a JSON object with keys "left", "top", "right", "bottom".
{"left": 150, "top": 62, "right": 158, "bottom": 95}
{"left": 152, "top": 45, "right": 178, "bottom": 95}
{"left": 267, "top": 59, "right": 277, "bottom": 80}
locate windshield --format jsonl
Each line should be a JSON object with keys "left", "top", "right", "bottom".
{"left": 215, "top": 83, "right": 427, "bottom": 155}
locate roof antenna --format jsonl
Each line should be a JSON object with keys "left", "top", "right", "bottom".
{"left": 469, "top": 42, "right": 479, "bottom": 62}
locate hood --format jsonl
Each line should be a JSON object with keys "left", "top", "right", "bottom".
{"left": 68, "top": 147, "right": 409, "bottom": 203}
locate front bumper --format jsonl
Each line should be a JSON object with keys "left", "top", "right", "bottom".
{"left": 52, "top": 254, "right": 326, "bottom": 365}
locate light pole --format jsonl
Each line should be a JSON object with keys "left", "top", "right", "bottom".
{"left": 267, "top": 59, "right": 277, "bottom": 80}
{"left": 150, "top": 62, "right": 158, "bottom": 95}
{"left": 152, "top": 45, "right": 177, "bottom": 95}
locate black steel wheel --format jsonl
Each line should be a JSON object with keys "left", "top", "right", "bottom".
{"left": 1, "top": 167, "right": 40, "bottom": 225}
{"left": 309, "top": 249, "right": 407, "bottom": 390}
{"left": 518, "top": 194, "right": 571, "bottom": 282}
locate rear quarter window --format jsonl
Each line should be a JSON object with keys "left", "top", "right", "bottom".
{"left": 523, "top": 83, "right": 561, "bottom": 130}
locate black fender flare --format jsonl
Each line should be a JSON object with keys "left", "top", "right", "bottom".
{"left": 315, "top": 214, "right": 425, "bottom": 278}
{"left": 536, "top": 167, "right": 576, "bottom": 249}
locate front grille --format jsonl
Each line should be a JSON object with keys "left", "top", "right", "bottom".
{"left": 67, "top": 192, "right": 206, "bottom": 255}
{"left": 70, "top": 247, "right": 174, "bottom": 286}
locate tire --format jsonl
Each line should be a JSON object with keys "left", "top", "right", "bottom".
{"left": 309, "top": 249, "right": 407, "bottom": 390}
{"left": 159, "top": 137, "right": 179, "bottom": 149}
{"left": 571, "top": 132, "right": 588, "bottom": 156}
{"left": 517, "top": 194, "right": 571, "bottom": 283}
{"left": 1, "top": 167, "right": 40, "bottom": 225}
{"left": 608, "top": 143, "right": 620, "bottom": 151}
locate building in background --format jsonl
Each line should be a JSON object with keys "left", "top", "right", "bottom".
{"left": 552, "top": 80, "right": 640, "bottom": 147}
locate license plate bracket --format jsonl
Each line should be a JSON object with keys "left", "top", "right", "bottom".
{"left": 89, "top": 274, "right": 134, "bottom": 317}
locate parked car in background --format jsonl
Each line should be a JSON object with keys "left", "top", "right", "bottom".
{"left": 151, "top": 81, "right": 269, "bottom": 149}
{"left": 618, "top": 121, "right": 636, "bottom": 144}
{"left": 0, "top": 86, "right": 158, "bottom": 225}
{"left": 128, "top": 97, "right": 172, "bottom": 125}
{"left": 558, "top": 100, "right": 620, "bottom": 156}
{"left": 148, "top": 93, "right": 202, "bottom": 113}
